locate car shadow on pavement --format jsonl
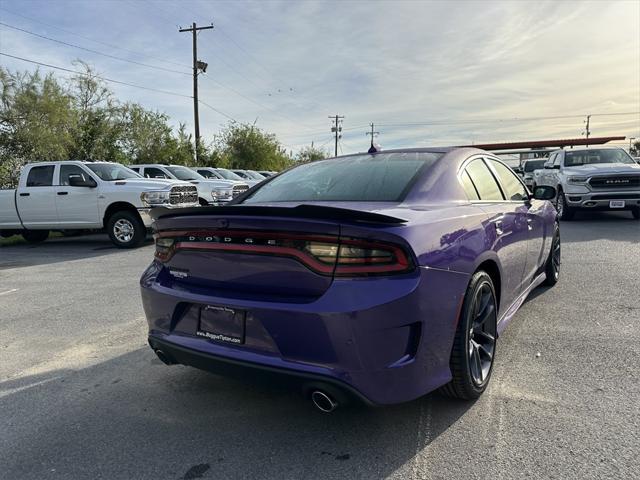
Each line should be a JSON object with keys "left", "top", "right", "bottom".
{"left": 0, "top": 347, "right": 474, "bottom": 480}
{"left": 0, "top": 234, "right": 154, "bottom": 270}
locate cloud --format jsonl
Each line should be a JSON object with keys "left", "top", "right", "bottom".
{"left": 1, "top": 0, "right": 638, "bottom": 154}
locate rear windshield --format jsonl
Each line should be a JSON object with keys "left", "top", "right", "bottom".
{"left": 242, "top": 152, "right": 441, "bottom": 203}
{"left": 523, "top": 160, "right": 546, "bottom": 172}
{"left": 565, "top": 149, "right": 635, "bottom": 167}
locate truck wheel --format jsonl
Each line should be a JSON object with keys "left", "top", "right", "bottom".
{"left": 440, "top": 271, "right": 497, "bottom": 400}
{"left": 556, "top": 190, "right": 575, "bottom": 221}
{"left": 631, "top": 207, "right": 640, "bottom": 220}
{"left": 21, "top": 230, "right": 49, "bottom": 243}
{"left": 107, "top": 211, "right": 146, "bottom": 248}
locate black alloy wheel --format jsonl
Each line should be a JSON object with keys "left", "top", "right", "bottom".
{"left": 441, "top": 271, "right": 498, "bottom": 400}
{"left": 544, "top": 223, "right": 561, "bottom": 286}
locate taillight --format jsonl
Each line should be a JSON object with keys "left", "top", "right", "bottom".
{"left": 154, "top": 230, "right": 413, "bottom": 276}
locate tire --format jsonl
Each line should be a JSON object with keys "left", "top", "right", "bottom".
{"left": 440, "top": 271, "right": 498, "bottom": 400}
{"left": 631, "top": 207, "right": 640, "bottom": 220}
{"left": 556, "top": 189, "right": 575, "bottom": 221}
{"left": 106, "top": 210, "right": 146, "bottom": 248}
{"left": 543, "top": 222, "right": 561, "bottom": 286}
{"left": 21, "top": 230, "right": 49, "bottom": 243}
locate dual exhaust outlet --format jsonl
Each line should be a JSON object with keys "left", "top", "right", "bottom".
{"left": 154, "top": 349, "right": 340, "bottom": 413}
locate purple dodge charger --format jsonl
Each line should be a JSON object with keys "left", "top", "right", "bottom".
{"left": 141, "top": 148, "right": 559, "bottom": 411}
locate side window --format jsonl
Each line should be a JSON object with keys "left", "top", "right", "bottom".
{"left": 465, "top": 159, "right": 504, "bottom": 201}
{"left": 60, "top": 165, "right": 91, "bottom": 186}
{"left": 26, "top": 165, "right": 55, "bottom": 187}
{"left": 546, "top": 153, "right": 556, "bottom": 166}
{"left": 197, "top": 169, "right": 212, "bottom": 178}
{"left": 553, "top": 153, "right": 562, "bottom": 166}
{"left": 459, "top": 170, "right": 480, "bottom": 200}
{"left": 129, "top": 167, "right": 140, "bottom": 173}
{"left": 488, "top": 160, "right": 528, "bottom": 201}
{"left": 144, "top": 167, "right": 168, "bottom": 179}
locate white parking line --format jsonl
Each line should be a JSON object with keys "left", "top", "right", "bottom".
{"left": 0, "top": 288, "right": 18, "bottom": 296}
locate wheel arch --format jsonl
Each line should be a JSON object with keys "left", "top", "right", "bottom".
{"left": 474, "top": 258, "right": 502, "bottom": 315}
{"left": 102, "top": 202, "right": 141, "bottom": 228}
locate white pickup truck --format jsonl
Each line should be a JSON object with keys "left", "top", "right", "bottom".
{"left": 0, "top": 161, "right": 199, "bottom": 248}
{"left": 532, "top": 147, "right": 640, "bottom": 220}
{"left": 129, "top": 164, "right": 249, "bottom": 205}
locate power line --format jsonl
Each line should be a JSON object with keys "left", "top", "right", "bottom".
{"left": 0, "top": 6, "right": 190, "bottom": 69}
{"left": 198, "top": 99, "right": 237, "bottom": 122}
{"left": 0, "top": 52, "right": 192, "bottom": 98}
{"left": 0, "top": 21, "right": 191, "bottom": 76}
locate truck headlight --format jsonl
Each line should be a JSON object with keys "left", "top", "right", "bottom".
{"left": 568, "top": 176, "right": 588, "bottom": 184}
{"left": 216, "top": 189, "right": 233, "bottom": 200}
{"left": 140, "top": 191, "right": 171, "bottom": 206}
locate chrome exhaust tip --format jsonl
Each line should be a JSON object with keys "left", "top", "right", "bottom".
{"left": 311, "top": 390, "right": 338, "bottom": 413}
{"left": 154, "top": 349, "right": 175, "bottom": 365}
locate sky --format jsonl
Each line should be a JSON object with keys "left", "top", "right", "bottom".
{"left": 0, "top": 0, "right": 639, "bottom": 155}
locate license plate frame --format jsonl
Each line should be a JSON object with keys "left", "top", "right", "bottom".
{"left": 197, "top": 305, "right": 245, "bottom": 345}
{"left": 609, "top": 200, "right": 625, "bottom": 208}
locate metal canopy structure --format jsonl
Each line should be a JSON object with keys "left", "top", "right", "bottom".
{"left": 460, "top": 136, "right": 626, "bottom": 152}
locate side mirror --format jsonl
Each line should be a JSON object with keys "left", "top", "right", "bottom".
{"left": 68, "top": 174, "right": 96, "bottom": 188}
{"left": 532, "top": 185, "right": 556, "bottom": 200}
{"left": 513, "top": 167, "right": 523, "bottom": 175}
{"left": 543, "top": 163, "right": 553, "bottom": 169}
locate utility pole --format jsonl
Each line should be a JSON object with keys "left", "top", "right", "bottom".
{"left": 583, "top": 114, "right": 591, "bottom": 141}
{"left": 179, "top": 22, "right": 213, "bottom": 162}
{"left": 629, "top": 137, "right": 636, "bottom": 154}
{"left": 329, "top": 115, "right": 344, "bottom": 157}
{"left": 366, "top": 122, "right": 379, "bottom": 152}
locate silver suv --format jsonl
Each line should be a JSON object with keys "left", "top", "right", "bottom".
{"left": 532, "top": 147, "right": 640, "bottom": 220}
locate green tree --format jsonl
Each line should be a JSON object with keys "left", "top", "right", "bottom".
{"left": 214, "top": 122, "right": 292, "bottom": 171}
{"left": 295, "top": 144, "right": 329, "bottom": 163}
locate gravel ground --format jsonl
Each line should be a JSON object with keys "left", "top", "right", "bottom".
{"left": 1, "top": 210, "right": 639, "bottom": 480}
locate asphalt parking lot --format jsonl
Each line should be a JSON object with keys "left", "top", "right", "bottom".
{"left": 1, "top": 211, "right": 639, "bottom": 480}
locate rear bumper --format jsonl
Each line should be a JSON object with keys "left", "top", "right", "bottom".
{"left": 140, "top": 263, "right": 470, "bottom": 405}
{"left": 148, "top": 335, "right": 373, "bottom": 405}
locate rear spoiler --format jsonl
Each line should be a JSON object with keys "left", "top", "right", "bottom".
{"left": 150, "top": 204, "right": 407, "bottom": 225}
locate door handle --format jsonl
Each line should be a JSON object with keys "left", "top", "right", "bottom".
{"left": 19, "top": 193, "right": 30, "bottom": 197}
{"left": 57, "top": 191, "right": 69, "bottom": 195}
{"left": 527, "top": 218, "right": 533, "bottom": 231}
{"left": 494, "top": 220, "right": 504, "bottom": 236}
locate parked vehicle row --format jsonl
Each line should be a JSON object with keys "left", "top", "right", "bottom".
{"left": 0, "top": 161, "right": 199, "bottom": 248}
{"left": 128, "top": 164, "right": 250, "bottom": 205}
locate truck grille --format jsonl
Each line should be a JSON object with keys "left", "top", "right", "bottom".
{"left": 589, "top": 175, "right": 640, "bottom": 189}
{"left": 169, "top": 185, "right": 198, "bottom": 206}
{"left": 232, "top": 184, "right": 249, "bottom": 198}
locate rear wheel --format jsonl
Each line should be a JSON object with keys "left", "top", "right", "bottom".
{"left": 544, "top": 223, "right": 561, "bottom": 286}
{"left": 107, "top": 211, "right": 146, "bottom": 248}
{"left": 440, "top": 271, "right": 497, "bottom": 400}
{"left": 21, "top": 230, "right": 49, "bottom": 243}
{"left": 556, "top": 189, "right": 575, "bottom": 221}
